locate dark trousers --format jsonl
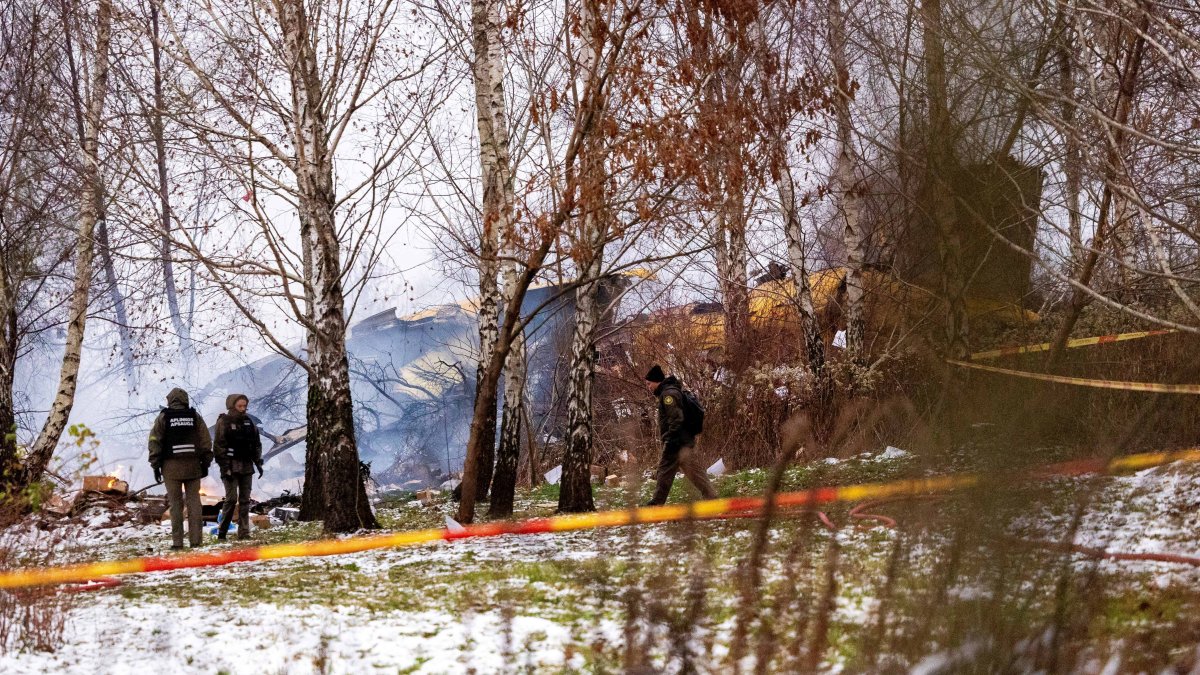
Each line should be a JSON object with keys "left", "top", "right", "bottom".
{"left": 164, "top": 477, "right": 203, "bottom": 547}
{"left": 219, "top": 473, "right": 254, "bottom": 539}
{"left": 649, "top": 441, "right": 717, "bottom": 505}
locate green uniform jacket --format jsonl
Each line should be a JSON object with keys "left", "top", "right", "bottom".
{"left": 655, "top": 376, "right": 693, "bottom": 452}
{"left": 148, "top": 388, "right": 213, "bottom": 481}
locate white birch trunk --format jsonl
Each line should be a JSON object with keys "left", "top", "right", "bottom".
{"left": 745, "top": 17, "right": 826, "bottom": 374}
{"left": 279, "top": 0, "right": 376, "bottom": 532}
{"left": 470, "top": 0, "right": 517, "bottom": 500}
{"left": 829, "top": 0, "right": 865, "bottom": 360}
{"left": 24, "top": 0, "right": 112, "bottom": 482}
{"left": 0, "top": 260, "right": 18, "bottom": 472}
{"left": 720, "top": 196, "right": 751, "bottom": 371}
{"left": 1145, "top": 217, "right": 1200, "bottom": 321}
{"left": 488, "top": 257, "right": 527, "bottom": 516}
{"left": 559, "top": 238, "right": 603, "bottom": 513}
{"left": 298, "top": 212, "right": 326, "bottom": 522}
{"left": 557, "top": 0, "right": 607, "bottom": 513}
{"left": 778, "top": 171, "right": 827, "bottom": 374}
{"left": 1061, "top": 37, "right": 1084, "bottom": 273}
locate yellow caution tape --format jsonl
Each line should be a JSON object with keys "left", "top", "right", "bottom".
{"left": 970, "top": 329, "right": 1176, "bottom": 360}
{"left": 1, "top": 447, "right": 1198, "bottom": 589}
{"left": 949, "top": 359, "right": 1200, "bottom": 394}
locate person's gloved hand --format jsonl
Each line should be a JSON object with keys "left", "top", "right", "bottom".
{"left": 153, "top": 466, "right": 163, "bottom": 483}
{"left": 256, "top": 462, "right": 264, "bottom": 479}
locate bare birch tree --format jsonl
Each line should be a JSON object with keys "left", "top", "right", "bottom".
{"left": 1, "top": 0, "right": 112, "bottom": 505}
{"left": 557, "top": 0, "right": 610, "bottom": 515}
{"left": 457, "top": 0, "right": 649, "bottom": 523}
{"left": 749, "top": 6, "right": 829, "bottom": 375}
{"left": 153, "top": 0, "right": 444, "bottom": 531}
{"left": 0, "top": 1, "right": 76, "bottom": 491}
{"left": 828, "top": 0, "right": 866, "bottom": 360}
{"left": 467, "top": 0, "right": 518, "bottom": 506}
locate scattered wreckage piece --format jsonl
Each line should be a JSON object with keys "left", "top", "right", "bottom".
{"left": 137, "top": 496, "right": 168, "bottom": 524}
{"left": 82, "top": 475, "right": 129, "bottom": 496}
{"left": 542, "top": 464, "right": 608, "bottom": 486}
{"left": 270, "top": 507, "right": 300, "bottom": 523}
{"left": 42, "top": 494, "right": 74, "bottom": 518}
{"left": 261, "top": 425, "right": 307, "bottom": 464}
{"left": 246, "top": 491, "right": 304, "bottom": 524}
{"left": 251, "top": 491, "right": 302, "bottom": 513}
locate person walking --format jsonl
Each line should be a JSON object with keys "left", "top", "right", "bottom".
{"left": 148, "top": 387, "right": 212, "bottom": 549}
{"left": 213, "top": 394, "right": 263, "bottom": 541}
{"left": 644, "top": 365, "right": 717, "bottom": 505}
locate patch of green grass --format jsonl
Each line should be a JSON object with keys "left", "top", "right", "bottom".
{"left": 1099, "top": 586, "right": 1190, "bottom": 633}
{"left": 375, "top": 505, "right": 447, "bottom": 531}
{"left": 208, "top": 519, "right": 325, "bottom": 548}
{"left": 527, "top": 482, "right": 561, "bottom": 502}
{"left": 373, "top": 490, "right": 417, "bottom": 509}
{"left": 714, "top": 454, "right": 915, "bottom": 499}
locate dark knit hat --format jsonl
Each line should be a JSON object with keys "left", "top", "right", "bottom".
{"left": 644, "top": 365, "right": 665, "bottom": 382}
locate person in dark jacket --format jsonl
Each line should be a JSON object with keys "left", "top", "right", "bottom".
{"left": 148, "top": 387, "right": 213, "bottom": 549}
{"left": 644, "top": 365, "right": 717, "bottom": 505}
{"left": 213, "top": 393, "right": 263, "bottom": 541}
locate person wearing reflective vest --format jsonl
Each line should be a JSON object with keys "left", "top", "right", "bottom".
{"left": 213, "top": 394, "right": 264, "bottom": 541}
{"left": 644, "top": 365, "right": 717, "bottom": 505}
{"left": 147, "top": 387, "right": 213, "bottom": 549}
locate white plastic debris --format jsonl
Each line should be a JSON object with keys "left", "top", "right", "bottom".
{"left": 438, "top": 479, "right": 461, "bottom": 491}
{"left": 544, "top": 464, "right": 563, "bottom": 485}
{"left": 833, "top": 329, "right": 847, "bottom": 348}
{"left": 443, "top": 515, "right": 466, "bottom": 533}
{"left": 707, "top": 458, "right": 726, "bottom": 476}
{"left": 611, "top": 397, "right": 632, "bottom": 418}
{"left": 881, "top": 445, "right": 910, "bottom": 459}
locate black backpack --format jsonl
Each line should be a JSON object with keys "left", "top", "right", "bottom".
{"left": 680, "top": 388, "right": 705, "bottom": 435}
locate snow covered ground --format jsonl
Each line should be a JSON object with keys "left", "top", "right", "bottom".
{"left": 3, "top": 450, "right": 1199, "bottom": 673}
{"left": 1013, "top": 461, "right": 1200, "bottom": 585}
{"left": 4, "top": 518, "right": 629, "bottom": 674}
{"left": 1, "top": 499, "right": 699, "bottom": 674}
{"left": 16, "top": 598, "right": 595, "bottom": 674}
